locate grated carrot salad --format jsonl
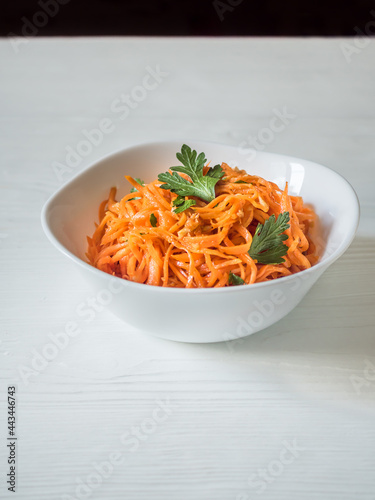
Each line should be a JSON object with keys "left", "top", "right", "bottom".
{"left": 86, "top": 163, "right": 318, "bottom": 288}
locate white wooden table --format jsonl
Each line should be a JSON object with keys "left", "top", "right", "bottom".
{"left": 1, "top": 37, "right": 374, "bottom": 500}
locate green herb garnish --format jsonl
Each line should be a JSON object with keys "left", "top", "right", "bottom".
{"left": 129, "top": 178, "right": 145, "bottom": 200}
{"left": 130, "top": 178, "right": 145, "bottom": 193}
{"left": 228, "top": 272, "right": 245, "bottom": 286}
{"left": 248, "top": 212, "right": 290, "bottom": 265}
{"left": 158, "top": 145, "right": 224, "bottom": 206}
{"left": 172, "top": 195, "right": 196, "bottom": 214}
{"left": 150, "top": 213, "right": 157, "bottom": 227}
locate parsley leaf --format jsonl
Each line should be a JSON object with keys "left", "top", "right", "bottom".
{"left": 228, "top": 272, "right": 245, "bottom": 286}
{"left": 150, "top": 213, "right": 157, "bottom": 227}
{"left": 158, "top": 144, "right": 224, "bottom": 204}
{"left": 248, "top": 212, "right": 290, "bottom": 265}
{"left": 130, "top": 178, "right": 145, "bottom": 193}
{"left": 129, "top": 178, "right": 145, "bottom": 200}
{"left": 172, "top": 195, "right": 196, "bottom": 214}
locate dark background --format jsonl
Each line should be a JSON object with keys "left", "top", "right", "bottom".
{"left": 2, "top": 0, "right": 375, "bottom": 37}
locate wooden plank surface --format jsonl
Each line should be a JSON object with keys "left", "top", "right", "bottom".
{"left": 0, "top": 37, "right": 374, "bottom": 500}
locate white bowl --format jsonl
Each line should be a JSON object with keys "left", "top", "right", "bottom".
{"left": 41, "top": 141, "right": 359, "bottom": 343}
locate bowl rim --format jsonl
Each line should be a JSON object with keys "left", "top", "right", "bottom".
{"left": 41, "top": 140, "right": 360, "bottom": 295}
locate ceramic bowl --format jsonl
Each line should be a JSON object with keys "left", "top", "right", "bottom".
{"left": 41, "top": 141, "right": 360, "bottom": 343}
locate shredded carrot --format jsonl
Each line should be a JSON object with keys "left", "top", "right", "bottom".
{"left": 86, "top": 163, "right": 318, "bottom": 287}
